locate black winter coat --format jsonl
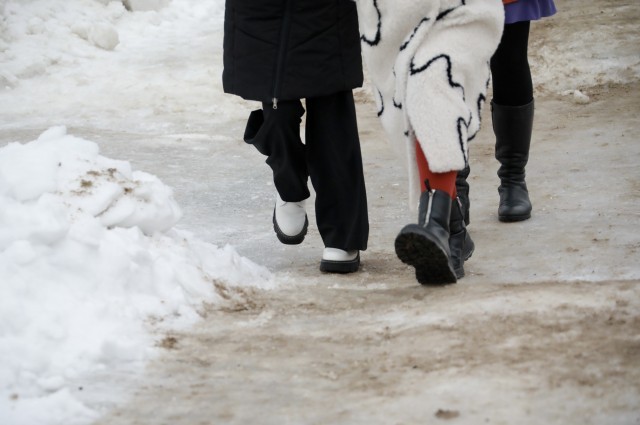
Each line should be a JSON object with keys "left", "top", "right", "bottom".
{"left": 222, "top": 0, "right": 364, "bottom": 105}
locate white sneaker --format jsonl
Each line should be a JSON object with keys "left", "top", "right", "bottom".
{"left": 320, "top": 248, "right": 360, "bottom": 273}
{"left": 273, "top": 192, "right": 308, "bottom": 245}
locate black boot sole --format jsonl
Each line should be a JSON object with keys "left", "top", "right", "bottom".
{"left": 320, "top": 253, "right": 360, "bottom": 274}
{"left": 395, "top": 224, "right": 457, "bottom": 285}
{"left": 498, "top": 212, "right": 531, "bottom": 222}
{"left": 273, "top": 211, "right": 308, "bottom": 245}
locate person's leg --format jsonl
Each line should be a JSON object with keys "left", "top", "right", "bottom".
{"left": 244, "top": 101, "right": 309, "bottom": 201}
{"left": 396, "top": 142, "right": 471, "bottom": 283}
{"left": 305, "top": 90, "right": 369, "bottom": 269}
{"left": 416, "top": 142, "right": 474, "bottom": 279}
{"left": 491, "top": 21, "right": 533, "bottom": 107}
{"left": 490, "top": 20, "right": 535, "bottom": 222}
{"left": 243, "top": 100, "right": 310, "bottom": 244}
{"left": 416, "top": 142, "right": 457, "bottom": 198}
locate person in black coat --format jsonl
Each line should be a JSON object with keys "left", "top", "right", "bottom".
{"left": 222, "top": 0, "right": 369, "bottom": 273}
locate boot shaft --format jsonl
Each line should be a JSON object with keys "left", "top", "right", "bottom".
{"left": 455, "top": 165, "right": 471, "bottom": 225}
{"left": 449, "top": 197, "right": 465, "bottom": 234}
{"left": 493, "top": 100, "right": 535, "bottom": 185}
{"left": 417, "top": 188, "right": 452, "bottom": 235}
{"left": 448, "top": 196, "right": 475, "bottom": 279}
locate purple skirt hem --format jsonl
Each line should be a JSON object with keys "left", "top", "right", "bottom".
{"left": 504, "top": 0, "right": 557, "bottom": 24}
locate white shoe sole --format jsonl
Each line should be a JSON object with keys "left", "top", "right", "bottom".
{"left": 320, "top": 252, "right": 360, "bottom": 273}
{"left": 273, "top": 210, "right": 308, "bottom": 245}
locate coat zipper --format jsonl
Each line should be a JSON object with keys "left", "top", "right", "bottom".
{"left": 272, "top": 0, "right": 293, "bottom": 109}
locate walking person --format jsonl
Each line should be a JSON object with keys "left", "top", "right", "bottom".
{"left": 457, "top": 0, "right": 557, "bottom": 224}
{"left": 354, "top": 0, "right": 504, "bottom": 284}
{"left": 222, "top": 0, "right": 369, "bottom": 273}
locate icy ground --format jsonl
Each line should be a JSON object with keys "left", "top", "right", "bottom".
{"left": 1, "top": 0, "right": 639, "bottom": 424}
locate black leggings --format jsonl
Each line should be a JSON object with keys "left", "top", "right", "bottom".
{"left": 490, "top": 21, "right": 533, "bottom": 106}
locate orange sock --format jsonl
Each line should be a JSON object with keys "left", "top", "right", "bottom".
{"left": 416, "top": 141, "right": 457, "bottom": 199}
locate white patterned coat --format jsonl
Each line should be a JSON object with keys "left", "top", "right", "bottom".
{"left": 355, "top": 0, "right": 504, "bottom": 206}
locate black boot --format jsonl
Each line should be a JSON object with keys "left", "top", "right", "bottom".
{"left": 395, "top": 185, "right": 456, "bottom": 285}
{"left": 449, "top": 197, "right": 475, "bottom": 279}
{"left": 455, "top": 165, "right": 471, "bottom": 226}
{"left": 493, "top": 100, "right": 534, "bottom": 222}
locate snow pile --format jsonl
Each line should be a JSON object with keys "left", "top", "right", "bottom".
{"left": 0, "top": 0, "right": 231, "bottom": 133}
{"left": 0, "top": 1, "right": 127, "bottom": 84}
{"left": 86, "top": 22, "right": 120, "bottom": 51}
{"left": 0, "top": 127, "right": 274, "bottom": 424}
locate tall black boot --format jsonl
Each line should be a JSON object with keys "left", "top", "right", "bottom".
{"left": 395, "top": 185, "right": 456, "bottom": 285}
{"left": 493, "top": 99, "right": 534, "bottom": 222}
{"left": 449, "top": 197, "right": 475, "bottom": 279}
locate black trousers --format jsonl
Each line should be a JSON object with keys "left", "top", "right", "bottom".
{"left": 243, "top": 90, "right": 369, "bottom": 251}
